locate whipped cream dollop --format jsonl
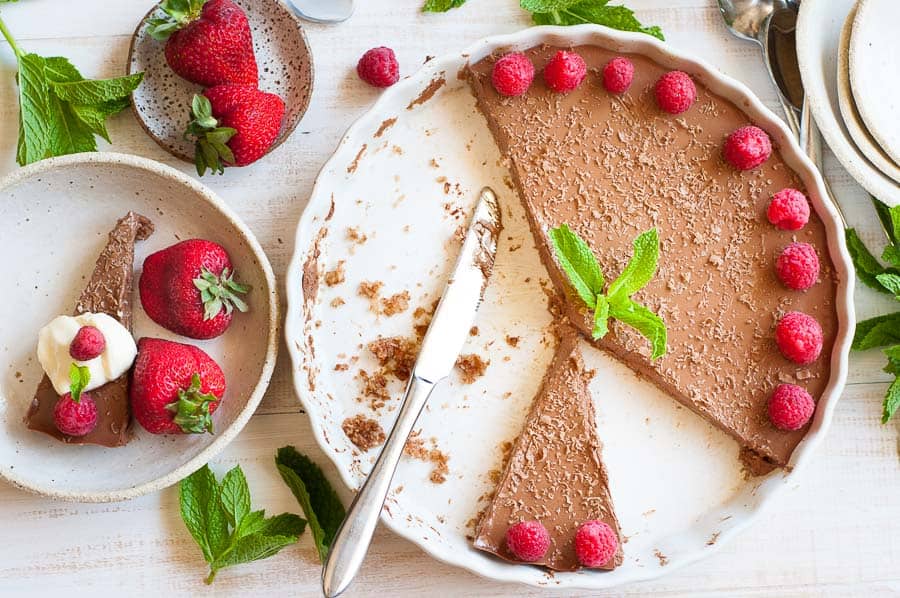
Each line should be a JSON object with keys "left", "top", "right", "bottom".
{"left": 37, "top": 313, "right": 137, "bottom": 395}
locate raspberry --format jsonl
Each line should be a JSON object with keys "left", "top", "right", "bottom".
{"left": 723, "top": 125, "right": 772, "bottom": 170}
{"left": 654, "top": 70, "right": 696, "bottom": 114}
{"left": 768, "top": 384, "right": 815, "bottom": 431}
{"left": 776, "top": 311, "right": 823, "bottom": 364}
{"left": 53, "top": 392, "right": 99, "bottom": 436}
{"left": 543, "top": 50, "right": 587, "bottom": 93}
{"left": 776, "top": 242, "right": 820, "bottom": 290}
{"left": 69, "top": 325, "right": 106, "bottom": 361}
{"left": 505, "top": 520, "right": 550, "bottom": 562}
{"left": 357, "top": 47, "right": 399, "bottom": 88}
{"left": 491, "top": 52, "right": 535, "bottom": 97}
{"left": 767, "top": 188, "right": 810, "bottom": 231}
{"left": 602, "top": 57, "right": 634, "bottom": 94}
{"left": 574, "top": 520, "right": 619, "bottom": 568}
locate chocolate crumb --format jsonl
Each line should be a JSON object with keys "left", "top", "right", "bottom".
{"left": 342, "top": 414, "right": 386, "bottom": 451}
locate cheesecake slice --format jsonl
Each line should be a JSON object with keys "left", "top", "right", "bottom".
{"left": 25, "top": 212, "right": 154, "bottom": 446}
{"left": 466, "top": 45, "right": 839, "bottom": 473}
{"left": 474, "top": 327, "right": 623, "bottom": 571}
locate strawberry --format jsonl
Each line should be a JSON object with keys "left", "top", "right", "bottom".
{"left": 131, "top": 338, "right": 226, "bottom": 435}
{"left": 148, "top": 0, "right": 258, "bottom": 87}
{"left": 139, "top": 239, "right": 250, "bottom": 340}
{"left": 185, "top": 87, "right": 285, "bottom": 175}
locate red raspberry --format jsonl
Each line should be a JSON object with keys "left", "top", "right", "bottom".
{"left": 53, "top": 392, "right": 99, "bottom": 436}
{"left": 69, "top": 326, "right": 106, "bottom": 361}
{"left": 491, "top": 52, "right": 535, "bottom": 97}
{"left": 724, "top": 125, "right": 772, "bottom": 170}
{"left": 776, "top": 242, "right": 820, "bottom": 290}
{"left": 602, "top": 56, "right": 634, "bottom": 94}
{"left": 767, "top": 188, "right": 810, "bottom": 231}
{"left": 768, "top": 383, "right": 815, "bottom": 431}
{"left": 505, "top": 520, "right": 550, "bottom": 562}
{"left": 357, "top": 47, "right": 399, "bottom": 88}
{"left": 654, "top": 70, "right": 696, "bottom": 114}
{"left": 776, "top": 311, "right": 823, "bottom": 364}
{"left": 543, "top": 50, "right": 587, "bottom": 93}
{"left": 574, "top": 520, "right": 618, "bottom": 568}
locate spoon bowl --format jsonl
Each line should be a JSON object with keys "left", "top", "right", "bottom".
{"left": 717, "top": 0, "right": 778, "bottom": 42}
{"left": 286, "top": 0, "right": 353, "bottom": 23}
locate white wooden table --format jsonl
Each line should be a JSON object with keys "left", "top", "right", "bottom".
{"left": 0, "top": 1, "right": 898, "bottom": 596}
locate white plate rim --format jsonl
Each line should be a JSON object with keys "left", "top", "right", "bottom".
{"left": 798, "top": 0, "right": 900, "bottom": 206}
{"left": 836, "top": 1, "right": 900, "bottom": 184}
{"left": 284, "top": 25, "right": 855, "bottom": 589}
{"left": 0, "top": 152, "right": 280, "bottom": 503}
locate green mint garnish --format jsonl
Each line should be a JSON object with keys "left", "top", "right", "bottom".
{"left": 68, "top": 363, "right": 91, "bottom": 403}
{"left": 549, "top": 224, "right": 667, "bottom": 360}
{"left": 848, "top": 198, "right": 900, "bottom": 423}
{"left": 422, "top": 0, "right": 467, "bottom": 11}
{"left": 0, "top": 13, "right": 143, "bottom": 166}
{"left": 275, "top": 446, "right": 346, "bottom": 563}
{"left": 179, "top": 464, "right": 306, "bottom": 584}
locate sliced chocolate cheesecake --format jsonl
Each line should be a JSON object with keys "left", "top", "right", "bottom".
{"left": 26, "top": 212, "right": 154, "bottom": 446}
{"left": 474, "top": 327, "right": 623, "bottom": 571}
{"left": 466, "top": 45, "right": 838, "bottom": 473}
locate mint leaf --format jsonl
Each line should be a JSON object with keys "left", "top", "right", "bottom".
{"left": 219, "top": 466, "right": 251, "bottom": 529}
{"left": 422, "top": 0, "right": 466, "bottom": 11}
{"left": 527, "top": 0, "right": 665, "bottom": 41}
{"left": 16, "top": 53, "right": 55, "bottom": 166}
{"left": 876, "top": 273, "right": 900, "bottom": 296}
{"left": 882, "top": 376, "right": 900, "bottom": 423}
{"left": 276, "top": 446, "right": 346, "bottom": 562}
{"left": 50, "top": 72, "right": 143, "bottom": 105}
{"left": 845, "top": 228, "right": 894, "bottom": 293}
{"left": 179, "top": 465, "right": 304, "bottom": 584}
{"left": 592, "top": 294, "right": 609, "bottom": 339}
{"left": 607, "top": 228, "right": 659, "bottom": 301}
{"left": 610, "top": 299, "right": 667, "bottom": 359}
{"left": 67, "top": 363, "right": 90, "bottom": 402}
{"left": 180, "top": 465, "right": 227, "bottom": 563}
{"left": 853, "top": 312, "right": 900, "bottom": 351}
{"left": 69, "top": 98, "right": 129, "bottom": 143}
{"left": 549, "top": 224, "right": 604, "bottom": 307}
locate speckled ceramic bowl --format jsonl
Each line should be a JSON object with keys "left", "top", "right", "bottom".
{"left": 0, "top": 153, "right": 279, "bottom": 502}
{"left": 127, "top": 0, "right": 313, "bottom": 166}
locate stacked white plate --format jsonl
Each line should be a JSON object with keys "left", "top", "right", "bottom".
{"left": 798, "top": 0, "right": 900, "bottom": 205}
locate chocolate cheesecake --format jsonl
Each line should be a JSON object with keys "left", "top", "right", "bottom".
{"left": 26, "top": 212, "right": 154, "bottom": 446}
{"left": 466, "top": 45, "right": 838, "bottom": 473}
{"left": 474, "top": 326, "right": 623, "bottom": 571}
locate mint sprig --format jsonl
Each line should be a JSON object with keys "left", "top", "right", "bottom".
{"left": 275, "top": 446, "right": 346, "bottom": 562}
{"left": 421, "top": 0, "right": 664, "bottom": 41}
{"left": 0, "top": 12, "right": 143, "bottom": 166}
{"left": 549, "top": 225, "right": 667, "bottom": 360}
{"left": 180, "top": 464, "right": 306, "bottom": 584}
{"left": 848, "top": 199, "right": 900, "bottom": 423}
{"left": 68, "top": 363, "right": 90, "bottom": 403}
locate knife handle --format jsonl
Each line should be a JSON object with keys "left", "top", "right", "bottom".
{"left": 322, "top": 374, "right": 437, "bottom": 598}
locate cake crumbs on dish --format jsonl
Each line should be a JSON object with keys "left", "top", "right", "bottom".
{"left": 369, "top": 335, "right": 419, "bottom": 381}
{"left": 324, "top": 261, "right": 346, "bottom": 286}
{"left": 505, "top": 335, "right": 520, "bottom": 347}
{"left": 357, "top": 369, "right": 391, "bottom": 410}
{"left": 404, "top": 430, "right": 450, "bottom": 484}
{"left": 654, "top": 549, "right": 669, "bottom": 566}
{"left": 342, "top": 414, "right": 386, "bottom": 451}
{"left": 347, "top": 227, "right": 368, "bottom": 244}
{"left": 455, "top": 353, "right": 489, "bottom": 383}
{"left": 469, "top": 326, "right": 479, "bottom": 336}
{"left": 330, "top": 297, "right": 345, "bottom": 307}
{"left": 358, "top": 280, "right": 383, "bottom": 299}
{"left": 381, "top": 290, "right": 411, "bottom": 316}
{"left": 334, "top": 363, "right": 349, "bottom": 371}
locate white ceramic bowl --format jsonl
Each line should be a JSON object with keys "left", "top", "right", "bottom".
{"left": 798, "top": 0, "right": 900, "bottom": 206}
{"left": 0, "top": 153, "right": 279, "bottom": 502}
{"left": 284, "top": 26, "right": 854, "bottom": 589}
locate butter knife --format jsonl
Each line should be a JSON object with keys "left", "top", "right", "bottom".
{"left": 322, "top": 187, "right": 503, "bottom": 598}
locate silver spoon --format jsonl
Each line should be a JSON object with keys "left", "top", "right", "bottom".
{"left": 286, "top": 0, "right": 353, "bottom": 23}
{"left": 718, "top": 0, "right": 801, "bottom": 139}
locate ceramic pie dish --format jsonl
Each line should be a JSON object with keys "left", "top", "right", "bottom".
{"left": 127, "top": 0, "right": 313, "bottom": 166}
{"left": 0, "top": 153, "right": 279, "bottom": 502}
{"left": 284, "top": 25, "right": 854, "bottom": 589}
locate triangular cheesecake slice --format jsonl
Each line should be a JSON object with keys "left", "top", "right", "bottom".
{"left": 25, "top": 212, "right": 154, "bottom": 447}
{"left": 466, "top": 45, "right": 838, "bottom": 472}
{"left": 474, "top": 326, "right": 623, "bottom": 571}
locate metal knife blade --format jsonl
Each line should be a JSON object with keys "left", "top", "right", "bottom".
{"left": 414, "top": 186, "right": 502, "bottom": 383}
